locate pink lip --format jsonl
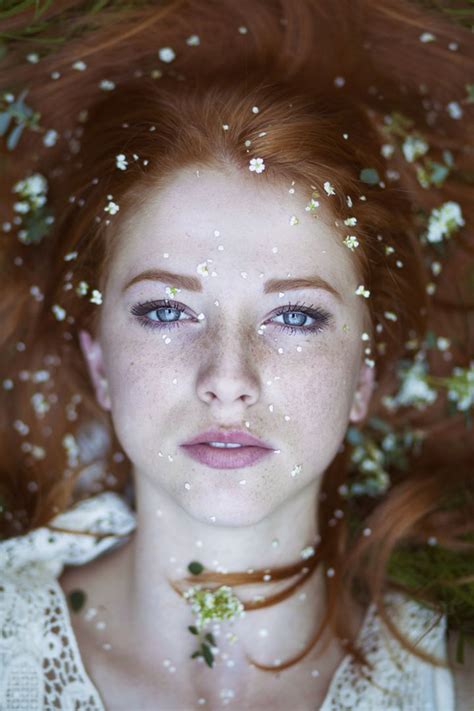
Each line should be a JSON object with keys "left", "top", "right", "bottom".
{"left": 182, "top": 429, "right": 273, "bottom": 449}
{"left": 180, "top": 443, "right": 274, "bottom": 470}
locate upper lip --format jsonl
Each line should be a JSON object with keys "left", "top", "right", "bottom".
{"left": 182, "top": 429, "right": 274, "bottom": 449}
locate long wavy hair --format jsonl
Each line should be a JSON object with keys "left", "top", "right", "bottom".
{"left": 1, "top": 0, "right": 473, "bottom": 674}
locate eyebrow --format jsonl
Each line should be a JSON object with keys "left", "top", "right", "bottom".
{"left": 122, "top": 268, "right": 343, "bottom": 301}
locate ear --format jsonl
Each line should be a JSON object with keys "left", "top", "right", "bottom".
{"left": 349, "top": 361, "right": 375, "bottom": 423}
{"left": 78, "top": 329, "right": 111, "bottom": 411}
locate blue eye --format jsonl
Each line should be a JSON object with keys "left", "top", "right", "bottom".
{"left": 130, "top": 299, "right": 332, "bottom": 335}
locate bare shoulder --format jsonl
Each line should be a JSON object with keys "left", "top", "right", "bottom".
{"left": 446, "top": 629, "right": 474, "bottom": 711}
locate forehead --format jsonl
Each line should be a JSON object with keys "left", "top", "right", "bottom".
{"left": 110, "top": 165, "right": 357, "bottom": 288}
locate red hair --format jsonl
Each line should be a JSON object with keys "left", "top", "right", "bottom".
{"left": 1, "top": 0, "right": 473, "bottom": 673}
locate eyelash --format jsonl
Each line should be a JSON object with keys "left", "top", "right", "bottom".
{"left": 130, "top": 298, "right": 332, "bottom": 336}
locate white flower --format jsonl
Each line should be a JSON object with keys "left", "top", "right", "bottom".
{"left": 13, "top": 201, "right": 30, "bottom": 214}
{"left": 13, "top": 173, "right": 48, "bottom": 199}
{"left": 343, "top": 235, "right": 359, "bottom": 251}
{"left": 420, "top": 32, "right": 436, "bottom": 43}
{"left": 305, "top": 198, "right": 319, "bottom": 212}
{"left": 355, "top": 285, "right": 370, "bottom": 298}
{"left": 447, "top": 101, "right": 463, "bottom": 120}
{"left": 381, "top": 144, "right": 395, "bottom": 159}
{"left": 249, "top": 157, "right": 265, "bottom": 173}
{"left": 446, "top": 364, "right": 474, "bottom": 411}
{"left": 196, "top": 261, "right": 210, "bottom": 277}
{"left": 344, "top": 217, "right": 357, "bottom": 226}
{"left": 394, "top": 361, "right": 438, "bottom": 409}
{"left": 115, "top": 154, "right": 128, "bottom": 170}
{"left": 90, "top": 289, "right": 103, "bottom": 305}
{"left": 104, "top": 200, "right": 120, "bottom": 215}
{"left": 52, "top": 304, "right": 66, "bottom": 321}
{"left": 72, "top": 60, "right": 87, "bottom": 71}
{"left": 99, "top": 79, "right": 116, "bottom": 91}
{"left": 426, "top": 201, "right": 465, "bottom": 243}
{"left": 43, "top": 129, "right": 58, "bottom": 147}
{"left": 289, "top": 215, "right": 299, "bottom": 226}
{"left": 323, "top": 181, "right": 335, "bottom": 195}
{"left": 159, "top": 47, "right": 176, "bottom": 63}
{"left": 186, "top": 35, "right": 200, "bottom": 46}
{"left": 75, "top": 281, "right": 89, "bottom": 296}
{"left": 402, "top": 135, "right": 429, "bottom": 163}
{"left": 26, "top": 52, "right": 39, "bottom": 63}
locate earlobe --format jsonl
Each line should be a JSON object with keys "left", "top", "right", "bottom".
{"left": 78, "top": 329, "right": 111, "bottom": 411}
{"left": 349, "top": 362, "right": 376, "bottom": 423}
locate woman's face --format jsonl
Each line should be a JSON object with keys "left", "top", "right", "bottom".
{"left": 79, "top": 165, "right": 374, "bottom": 526}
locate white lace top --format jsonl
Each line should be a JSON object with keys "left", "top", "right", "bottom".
{"left": 0, "top": 492, "right": 455, "bottom": 710}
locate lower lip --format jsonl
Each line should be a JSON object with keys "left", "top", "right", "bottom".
{"left": 180, "top": 444, "right": 274, "bottom": 469}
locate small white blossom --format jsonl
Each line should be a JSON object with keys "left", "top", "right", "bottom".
{"left": 355, "top": 285, "right": 370, "bottom": 298}
{"left": 393, "top": 360, "right": 438, "bottom": 410}
{"left": 426, "top": 201, "right": 465, "bottom": 243}
{"left": 159, "top": 47, "right": 176, "bottom": 63}
{"left": 344, "top": 217, "right": 357, "bottom": 226}
{"left": 26, "top": 52, "right": 39, "bottom": 63}
{"left": 52, "top": 304, "right": 66, "bottom": 321}
{"left": 384, "top": 311, "right": 398, "bottom": 322}
{"left": 99, "top": 79, "right": 116, "bottom": 91}
{"left": 447, "top": 101, "right": 463, "bottom": 120}
{"left": 104, "top": 199, "right": 120, "bottom": 215}
{"left": 305, "top": 198, "right": 320, "bottom": 212}
{"left": 323, "top": 181, "right": 335, "bottom": 196}
{"left": 343, "top": 235, "right": 359, "bottom": 251}
{"left": 289, "top": 215, "right": 299, "bottom": 226}
{"left": 90, "top": 289, "right": 103, "bottom": 305}
{"left": 196, "top": 261, "right": 210, "bottom": 277}
{"left": 75, "top": 281, "right": 89, "bottom": 296}
{"left": 420, "top": 32, "right": 436, "bottom": 43}
{"left": 72, "top": 60, "right": 87, "bottom": 71}
{"left": 115, "top": 154, "right": 128, "bottom": 170}
{"left": 13, "top": 201, "right": 30, "bottom": 214}
{"left": 43, "top": 129, "right": 58, "bottom": 147}
{"left": 381, "top": 144, "right": 395, "bottom": 159}
{"left": 186, "top": 35, "right": 200, "bottom": 46}
{"left": 402, "top": 135, "right": 429, "bottom": 163}
{"left": 13, "top": 173, "right": 48, "bottom": 199}
{"left": 300, "top": 546, "right": 316, "bottom": 560}
{"left": 249, "top": 157, "right": 265, "bottom": 173}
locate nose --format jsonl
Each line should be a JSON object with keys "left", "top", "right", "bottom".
{"left": 195, "top": 325, "right": 261, "bottom": 409}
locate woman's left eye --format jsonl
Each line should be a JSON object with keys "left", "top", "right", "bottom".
{"left": 130, "top": 299, "right": 332, "bottom": 335}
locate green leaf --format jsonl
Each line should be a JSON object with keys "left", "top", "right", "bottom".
{"left": 188, "top": 625, "right": 199, "bottom": 635}
{"left": 188, "top": 561, "right": 204, "bottom": 575}
{"left": 201, "top": 642, "right": 214, "bottom": 667}
{"left": 359, "top": 168, "right": 380, "bottom": 185}
{"left": 68, "top": 588, "right": 87, "bottom": 612}
{"left": 191, "top": 650, "right": 202, "bottom": 659}
{"left": 0, "top": 112, "right": 12, "bottom": 135}
{"left": 7, "top": 122, "right": 24, "bottom": 150}
{"left": 205, "top": 632, "right": 216, "bottom": 646}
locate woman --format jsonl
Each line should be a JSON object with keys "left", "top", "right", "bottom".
{"left": 0, "top": 0, "right": 473, "bottom": 708}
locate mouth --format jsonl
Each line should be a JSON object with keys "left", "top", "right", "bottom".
{"left": 180, "top": 443, "right": 274, "bottom": 470}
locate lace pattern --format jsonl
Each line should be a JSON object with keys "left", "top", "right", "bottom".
{"left": 0, "top": 492, "right": 455, "bottom": 710}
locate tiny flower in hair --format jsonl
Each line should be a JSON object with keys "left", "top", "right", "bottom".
{"left": 52, "top": 304, "right": 66, "bottom": 321}
{"left": 426, "top": 201, "right": 464, "bottom": 243}
{"left": 99, "top": 80, "right": 116, "bottom": 91}
{"left": 402, "top": 135, "right": 429, "bottom": 163}
{"left": 26, "top": 53, "right": 40, "bottom": 64}
{"left": 115, "top": 154, "right": 128, "bottom": 170}
{"left": 446, "top": 364, "right": 474, "bottom": 412}
{"left": 104, "top": 198, "right": 120, "bottom": 215}
{"left": 72, "top": 60, "right": 87, "bottom": 71}
{"left": 43, "top": 129, "right": 58, "bottom": 147}
{"left": 300, "top": 545, "right": 316, "bottom": 560}
{"left": 90, "top": 289, "right": 103, "bottom": 305}
{"left": 289, "top": 215, "right": 299, "bottom": 226}
{"left": 186, "top": 35, "right": 200, "bottom": 46}
{"left": 343, "top": 235, "right": 359, "bottom": 251}
{"left": 419, "top": 32, "right": 436, "bottom": 43}
{"left": 249, "top": 157, "right": 265, "bottom": 173}
{"left": 447, "top": 101, "right": 463, "bottom": 120}
{"left": 305, "top": 197, "right": 320, "bottom": 212}
{"left": 158, "top": 47, "right": 176, "bottom": 63}
{"left": 323, "top": 181, "right": 335, "bottom": 196}
{"left": 75, "top": 281, "right": 89, "bottom": 296}
{"left": 344, "top": 217, "right": 357, "bottom": 226}
{"left": 355, "top": 285, "right": 370, "bottom": 298}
